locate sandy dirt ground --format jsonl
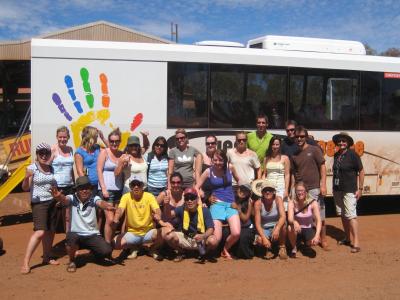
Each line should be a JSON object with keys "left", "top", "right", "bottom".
{"left": 0, "top": 193, "right": 399, "bottom": 300}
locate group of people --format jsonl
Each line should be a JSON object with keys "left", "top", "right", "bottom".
{"left": 20, "top": 114, "right": 365, "bottom": 274}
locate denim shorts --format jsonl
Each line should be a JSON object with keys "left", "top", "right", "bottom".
{"left": 210, "top": 201, "right": 238, "bottom": 221}
{"left": 98, "top": 190, "right": 122, "bottom": 204}
{"left": 146, "top": 186, "right": 166, "bottom": 198}
{"left": 123, "top": 229, "right": 156, "bottom": 246}
{"left": 308, "top": 188, "right": 325, "bottom": 221}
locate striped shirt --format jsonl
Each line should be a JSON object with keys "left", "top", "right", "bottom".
{"left": 145, "top": 153, "right": 168, "bottom": 189}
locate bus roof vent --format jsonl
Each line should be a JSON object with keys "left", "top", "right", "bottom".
{"left": 195, "top": 41, "right": 245, "bottom": 48}
{"left": 247, "top": 35, "right": 366, "bottom": 55}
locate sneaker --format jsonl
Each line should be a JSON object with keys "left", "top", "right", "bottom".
{"left": 289, "top": 247, "right": 297, "bottom": 258}
{"left": 150, "top": 251, "right": 163, "bottom": 261}
{"left": 278, "top": 246, "right": 288, "bottom": 260}
{"left": 127, "top": 250, "right": 138, "bottom": 259}
{"left": 173, "top": 254, "right": 184, "bottom": 262}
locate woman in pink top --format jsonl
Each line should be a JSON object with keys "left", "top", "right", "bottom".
{"left": 287, "top": 182, "right": 322, "bottom": 258}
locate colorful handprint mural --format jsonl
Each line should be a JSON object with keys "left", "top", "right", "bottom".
{"left": 51, "top": 67, "right": 143, "bottom": 149}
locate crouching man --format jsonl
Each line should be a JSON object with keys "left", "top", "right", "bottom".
{"left": 112, "top": 177, "right": 169, "bottom": 261}
{"left": 51, "top": 176, "right": 115, "bottom": 272}
{"left": 163, "top": 188, "right": 218, "bottom": 262}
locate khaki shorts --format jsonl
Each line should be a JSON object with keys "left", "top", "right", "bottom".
{"left": 333, "top": 191, "right": 357, "bottom": 220}
{"left": 176, "top": 232, "right": 198, "bottom": 250}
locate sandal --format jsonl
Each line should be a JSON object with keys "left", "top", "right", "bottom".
{"left": 20, "top": 265, "right": 31, "bottom": 275}
{"left": 278, "top": 246, "right": 288, "bottom": 260}
{"left": 66, "top": 262, "right": 77, "bottom": 273}
{"left": 351, "top": 246, "right": 361, "bottom": 253}
{"left": 338, "top": 239, "right": 351, "bottom": 246}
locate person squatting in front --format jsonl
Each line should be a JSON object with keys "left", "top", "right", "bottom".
{"left": 252, "top": 179, "right": 288, "bottom": 259}
{"left": 287, "top": 182, "right": 322, "bottom": 258}
{"left": 112, "top": 176, "right": 171, "bottom": 261}
{"left": 51, "top": 176, "right": 115, "bottom": 272}
{"left": 162, "top": 187, "right": 218, "bottom": 262}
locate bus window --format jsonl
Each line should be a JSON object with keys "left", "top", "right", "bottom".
{"left": 289, "top": 68, "right": 359, "bottom": 130}
{"left": 210, "top": 64, "right": 246, "bottom": 128}
{"left": 167, "top": 63, "right": 208, "bottom": 128}
{"left": 382, "top": 77, "right": 400, "bottom": 130}
{"left": 360, "top": 72, "right": 381, "bottom": 130}
{"left": 246, "top": 67, "right": 287, "bottom": 129}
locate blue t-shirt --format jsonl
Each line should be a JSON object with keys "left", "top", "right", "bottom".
{"left": 174, "top": 205, "right": 214, "bottom": 235}
{"left": 75, "top": 145, "right": 100, "bottom": 185}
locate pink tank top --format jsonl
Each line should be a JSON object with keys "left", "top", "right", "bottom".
{"left": 294, "top": 202, "right": 313, "bottom": 228}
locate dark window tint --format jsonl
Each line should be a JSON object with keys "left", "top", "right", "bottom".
{"left": 360, "top": 72, "right": 381, "bottom": 130}
{"left": 246, "top": 67, "right": 286, "bottom": 129}
{"left": 382, "top": 76, "right": 400, "bottom": 130}
{"left": 289, "top": 68, "right": 359, "bottom": 130}
{"left": 210, "top": 64, "right": 245, "bottom": 128}
{"left": 167, "top": 63, "right": 208, "bottom": 128}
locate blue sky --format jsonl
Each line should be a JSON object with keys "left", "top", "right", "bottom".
{"left": 0, "top": 0, "right": 399, "bottom": 52}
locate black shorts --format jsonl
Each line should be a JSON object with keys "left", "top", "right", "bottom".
{"left": 297, "top": 227, "right": 316, "bottom": 243}
{"left": 31, "top": 200, "right": 57, "bottom": 231}
{"left": 66, "top": 232, "right": 112, "bottom": 258}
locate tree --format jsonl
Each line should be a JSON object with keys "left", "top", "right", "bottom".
{"left": 380, "top": 48, "right": 400, "bottom": 57}
{"left": 363, "top": 43, "right": 377, "bottom": 55}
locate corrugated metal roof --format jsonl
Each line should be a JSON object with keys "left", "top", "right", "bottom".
{"left": 0, "top": 20, "right": 172, "bottom": 60}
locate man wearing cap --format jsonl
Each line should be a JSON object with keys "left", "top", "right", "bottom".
{"left": 112, "top": 177, "right": 170, "bottom": 260}
{"left": 163, "top": 187, "right": 217, "bottom": 262}
{"left": 291, "top": 125, "right": 328, "bottom": 249}
{"left": 332, "top": 132, "right": 364, "bottom": 253}
{"left": 247, "top": 114, "right": 273, "bottom": 169}
{"left": 51, "top": 176, "right": 115, "bottom": 272}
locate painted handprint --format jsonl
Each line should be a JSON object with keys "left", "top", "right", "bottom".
{"left": 51, "top": 67, "right": 143, "bottom": 148}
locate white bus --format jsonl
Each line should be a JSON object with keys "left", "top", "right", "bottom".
{"left": 31, "top": 37, "right": 400, "bottom": 196}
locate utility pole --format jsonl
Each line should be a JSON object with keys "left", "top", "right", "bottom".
{"left": 171, "top": 22, "right": 178, "bottom": 43}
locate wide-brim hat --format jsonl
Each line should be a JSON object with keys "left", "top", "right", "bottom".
{"left": 332, "top": 132, "right": 354, "bottom": 146}
{"left": 251, "top": 179, "right": 276, "bottom": 197}
{"left": 127, "top": 135, "right": 140, "bottom": 146}
{"left": 75, "top": 176, "right": 92, "bottom": 189}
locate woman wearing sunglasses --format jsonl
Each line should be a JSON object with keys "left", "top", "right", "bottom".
{"left": 117, "top": 133, "right": 149, "bottom": 193}
{"left": 168, "top": 129, "right": 201, "bottom": 188}
{"left": 97, "top": 128, "right": 125, "bottom": 243}
{"left": 145, "top": 136, "right": 169, "bottom": 197}
{"left": 21, "top": 143, "right": 59, "bottom": 274}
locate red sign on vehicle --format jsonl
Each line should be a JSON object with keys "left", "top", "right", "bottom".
{"left": 384, "top": 72, "right": 400, "bottom": 79}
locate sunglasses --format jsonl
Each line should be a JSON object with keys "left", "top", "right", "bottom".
{"left": 338, "top": 139, "right": 348, "bottom": 143}
{"left": 130, "top": 181, "right": 143, "bottom": 188}
{"left": 262, "top": 189, "right": 275, "bottom": 194}
{"left": 237, "top": 138, "right": 247, "bottom": 143}
{"left": 171, "top": 180, "right": 182, "bottom": 185}
{"left": 109, "top": 139, "right": 121, "bottom": 144}
{"left": 295, "top": 135, "right": 306, "bottom": 139}
{"left": 286, "top": 128, "right": 295, "bottom": 132}
{"left": 206, "top": 142, "right": 216, "bottom": 146}
{"left": 155, "top": 143, "right": 167, "bottom": 148}
{"left": 184, "top": 194, "right": 197, "bottom": 201}
{"left": 176, "top": 136, "right": 186, "bottom": 141}
{"left": 296, "top": 190, "right": 306, "bottom": 194}
{"left": 37, "top": 150, "right": 51, "bottom": 156}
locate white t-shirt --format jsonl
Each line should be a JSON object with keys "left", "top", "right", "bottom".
{"left": 227, "top": 148, "right": 260, "bottom": 185}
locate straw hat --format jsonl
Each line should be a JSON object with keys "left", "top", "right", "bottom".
{"left": 251, "top": 179, "right": 276, "bottom": 197}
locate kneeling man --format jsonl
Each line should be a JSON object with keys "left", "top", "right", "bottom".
{"left": 164, "top": 188, "right": 217, "bottom": 262}
{"left": 51, "top": 176, "right": 115, "bottom": 272}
